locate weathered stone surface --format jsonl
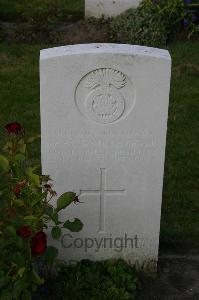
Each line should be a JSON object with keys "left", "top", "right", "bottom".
{"left": 40, "top": 43, "right": 171, "bottom": 269}
{"left": 85, "top": 0, "right": 141, "bottom": 18}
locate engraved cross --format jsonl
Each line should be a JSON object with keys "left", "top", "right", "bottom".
{"left": 80, "top": 168, "right": 126, "bottom": 233}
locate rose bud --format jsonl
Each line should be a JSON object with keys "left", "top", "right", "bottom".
{"left": 74, "top": 196, "right": 84, "bottom": 205}
{"left": 13, "top": 185, "right": 22, "bottom": 197}
{"left": 5, "top": 122, "right": 22, "bottom": 135}
{"left": 17, "top": 226, "right": 32, "bottom": 239}
{"left": 43, "top": 184, "right": 57, "bottom": 197}
{"left": 31, "top": 231, "right": 47, "bottom": 255}
{"left": 18, "top": 179, "right": 28, "bottom": 187}
{"left": 13, "top": 180, "right": 27, "bottom": 197}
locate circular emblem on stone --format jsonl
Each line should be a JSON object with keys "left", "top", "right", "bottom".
{"left": 75, "top": 68, "right": 135, "bottom": 124}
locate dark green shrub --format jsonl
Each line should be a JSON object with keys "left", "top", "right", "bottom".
{"left": 183, "top": 1, "right": 199, "bottom": 38}
{"left": 109, "top": 1, "right": 168, "bottom": 47}
{"left": 109, "top": 0, "right": 197, "bottom": 47}
{"left": 53, "top": 259, "right": 139, "bottom": 300}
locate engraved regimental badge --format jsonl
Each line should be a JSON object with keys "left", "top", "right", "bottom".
{"left": 75, "top": 68, "right": 135, "bottom": 124}
{"left": 85, "top": 69, "right": 126, "bottom": 123}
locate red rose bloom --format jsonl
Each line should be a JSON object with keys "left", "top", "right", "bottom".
{"left": 31, "top": 231, "right": 47, "bottom": 255}
{"left": 17, "top": 226, "right": 32, "bottom": 239}
{"left": 5, "top": 122, "right": 22, "bottom": 135}
{"left": 13, "top": 185, "right": 22, "bottom": 197}
{"left": 13, "top": 180, "right": 27, "bottom": 197}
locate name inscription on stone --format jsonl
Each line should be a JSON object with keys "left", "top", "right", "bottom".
{"left": 46, "top": 130, "right": 163, "bottom": 163}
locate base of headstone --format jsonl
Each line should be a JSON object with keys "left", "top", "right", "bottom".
{"left": 85, "top": 0, "right": 141, "bottom": 18}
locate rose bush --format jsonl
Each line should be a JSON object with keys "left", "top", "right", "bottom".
{"left": 0, "top": 122, "right": 83, "bottom": 299}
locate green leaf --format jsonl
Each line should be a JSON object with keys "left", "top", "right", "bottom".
{"left": 32, "top": 269, "right": 44, "bottom": 285}
{"left": 31, "top": 173, "right": 40, "bottom": 187}
{"left": 13, "top": 199, "right": 25, "bottom": 207}
{"left": 27, "top": 134, "right": 41, "bottom": 143}
{"left": 16, "top": 267, "right": 26, "bottom": 278}
{"left": 0, "top": 271, "right": 9, "bottom": 289}
{"left": 63, "top": 218, "right": 83, "bottom": 232}
{"left": 56, "top": 192, "right": 76, "bottom": 212}
{"left": 0, "top": 154, "right": 9, "bottom": 172}
{"left": 4, "top": 225, "right": 17, "bottom": 236}
{"left": 13, "top": 278, "right": 28, "bottom": 298}
{"left": 10, "top": 253, "right": 25, "bottom": 267}
{"left": 18, "top": 139, "right": 26, "bottom": 154}
{"left": 50, "top": 212, "right": 62, "bottom": 225}
{"left": 0, "top": 288, "right": 12, "bottom": 300}
{"left": 14, "top": 236, "right": 24, "bottom": 250}
{"left": 51, "top": 226, "right": 62, "bottom": 240}
{"left": 31, "top": 192, "right": 47, "bottom": 207}
{"left": 51, "top": 212, "right": 58, "bottom": 224}
{"left": 26, "top": 167, "right": 40, "bottom": 188}
{"left": 21, "top": 290, "right": 32, "bottom": 300}
{"left": 18, "top": 143, "right": 26, "bottom": 154}
{"left": 45, "top": 206, "right": 54, "bottom": 216}
{"left": 3, "top": 141, "right": 12, "bottom": 151}
{"left": 14, "top": 153, "right": 26, "bottom": 162}
{"left": 23, "top": 215, "right": 38, "bottom": 225}
{"left": 42, "top": 246, "right": 58, "bottom": 264}
{"left": 24, "top": 215, "right": 38, "bottom": 221}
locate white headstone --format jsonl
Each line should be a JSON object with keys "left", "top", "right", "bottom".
{"left": 85, "top": 0, "right": 141, "bottom": 18}
{"left": 40, "top": 43, "right": 171, "bottom": 271}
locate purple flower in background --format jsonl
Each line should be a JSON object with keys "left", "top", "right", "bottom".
{"left": 152, "top": 0, "right": 158, "bottom": 5}
{"left": 192, "top": 15, "right": 198, "bottom": 23}
{"left": 183, "top": 0, "right": 192, "bottom": 4}
{"left": 183, "top": 18, "right": 189, "bottom": 27}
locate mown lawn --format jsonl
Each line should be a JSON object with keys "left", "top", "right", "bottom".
{"left": 161, "top": 41, "right": 199, "bottom": 248}
{"left": 0, "top": 0, "right": 84, "bottom": 22}
{"left": 0, "top": 40, "right": 198, "bottom": 247}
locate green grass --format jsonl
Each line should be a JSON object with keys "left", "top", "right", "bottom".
{"left": 0, "top": 1, "right": 18, "bottom": 21}
{"left": 161, "top": 41, "right": 199, "bottom": 247}
{"left": 0, "top": 0, "right": 84, "bottom": 22}
{"left": 0, "top": 44, "right": 41, "bottom": 159}
{"left": 0, "top": 40, "right": 198, "bottom": 247}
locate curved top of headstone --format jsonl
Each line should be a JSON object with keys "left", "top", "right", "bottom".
{"left": 40, "top": 43, "right": 171, "bottom": 61}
